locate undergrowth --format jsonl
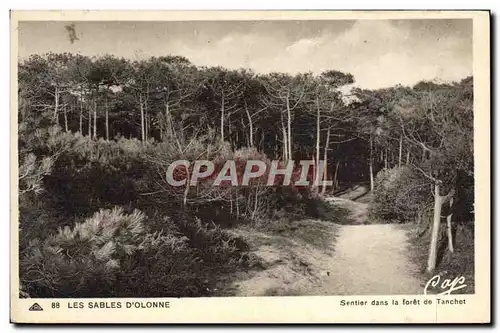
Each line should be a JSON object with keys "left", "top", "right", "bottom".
{"left": 404, "top": 223, "right": 475, "bottom": 294}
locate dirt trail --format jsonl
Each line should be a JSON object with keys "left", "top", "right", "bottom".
{"left": 326, "top": 185, "right": 371, "bottom": 225}
{"left": 230, "top": 187, "right": 424, "bottom": 296}
{"left": 316, "top": 224, "right": 423, "bottom": 295}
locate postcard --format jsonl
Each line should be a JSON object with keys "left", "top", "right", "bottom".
{"left": 10, "top": 10, "right": 490, "bottom": 324}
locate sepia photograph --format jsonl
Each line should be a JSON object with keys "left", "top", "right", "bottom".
{"left": 10, "top": 10, "right": 490, "bottom": 323}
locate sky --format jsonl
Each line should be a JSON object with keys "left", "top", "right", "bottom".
{"left": 18, "top": 19, "right": 472, "bottom": 89}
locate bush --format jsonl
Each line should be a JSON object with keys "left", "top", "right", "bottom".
{"left": 17, "top": 131, "right": 318, "bottom": 297}
{"left": 38, "top": 134, "right": 151, "bottom": 217}
{"left": 20, "top": 207, "right": 251, "bottom": 298}
{"left": 370, "top": 166, "right": 431, "bottom": 223}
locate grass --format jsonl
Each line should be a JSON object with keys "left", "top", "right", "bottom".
{"left": 224, "top": 197, "right": 347, "bottom": 297}
{"left": 402, "top": 223, "right": 475, "bottom": 294}
{"left": 271, "top": 219, "right": 338, "bottom": 250}
{"left": 245, "top": 196, "right": 349, "bottom": 249}
{"left": 263, "top": 287, "right": 302, "bottom": 296}
{"left": 305, "top": 198, "right": 353, "bottom": 225}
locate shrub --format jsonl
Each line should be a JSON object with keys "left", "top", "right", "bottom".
{"left": 19, "top": 153, "right": 53, "bottom": 196}
{"left": 21, "top": 207, "right": 157, "bottom": 297}
{"left": 20, "top": 206, "right": 253, "bottom": 298}
{"left": 370, "top": 166, "right": 431, "bottom": 223}
{"left": 41, "top": 135, "right": 149, "bottom": 217}
{"left": 17, "top": 131, "right": 317, "bottom": 297}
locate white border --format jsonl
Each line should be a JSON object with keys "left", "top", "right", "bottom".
{"left": 4, "top": 5, "right": 494, "bottom": 329}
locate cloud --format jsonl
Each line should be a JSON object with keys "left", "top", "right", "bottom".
{"left": 19, "top": 20, "right": 472, "bottom": 89}
{"left": 285, "top": 37, "right": 321, "bottom": 54}
{"left": 256, "top": 20, "right": 471, "bottom": 88}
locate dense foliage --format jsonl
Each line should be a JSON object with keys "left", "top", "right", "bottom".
{"left": 18, "top": 52, "right": 474, "bottom": 296}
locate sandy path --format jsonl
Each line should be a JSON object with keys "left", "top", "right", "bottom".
{"left": 317, "top": 224, "right": 423, "bottom": 295}
{"left": 322, "top": 187, "right": 423, "bottom": 294}
{"left": 230, "top": 189, "right": 424, "bottom": 296}
{"left": 327, "top": 197, "right": 369, "bottom": 225}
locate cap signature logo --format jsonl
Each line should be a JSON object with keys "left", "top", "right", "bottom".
{"left": 424, "top": 275, "right": 467, "bottom": 295}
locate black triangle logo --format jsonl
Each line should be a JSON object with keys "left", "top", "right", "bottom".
{"left": 28, "top": 303, "right": 43, "bottom": 311}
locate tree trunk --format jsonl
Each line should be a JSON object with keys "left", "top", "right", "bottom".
{"left": 398, "top": 134, "right": 403, "bottom": 167}
{"left": 406, "top": 150, "right": 410, "bottom": 165}
{"left": 88, "top": 104, "right": 91, "bottom": 137}
{"left": 446, "top": 197, "right": 454, "bottom": 253}
{"left": 240, "top": 118, "right": 246, "bottom": 148}
{"left": 105, "top": 97, "right": 109, "bottom": 140}
{"left": 274, "top": 133, "right": 279, "bottom": 157}
{"left": 236, "top": 190, "right": 240, "bottom": 219}
{"left": 283, "top": 126, "right": 288, "bottom": 161}
{"left": 79, "top": 101, "right": 83, "bottom": 134}
{"left": 333, "top": 161, "right": 340, "bottom": 190}
{"left": 147, "top": 109, "right": 151, "bottom": 139}
{"left": 369, "top": 134, "right": 374, "bottom": 191}
{"left": 315, "top": 99, "right": 321, "bottom": 191}
{"left": 53, "top": 87, "right": 59, "bottom": 123}
{"left": 252, "top": 187, "right": 259, "bottom": 220}
{"left": 63, "top": 105, "right": 68, "bottom": 132}
{"left": 183, "top": 176, "right": 190, "bottom": 208}
{"left": 140, "top": 95, "right": 145, "bottom": 142}
{"left": 320, "top": 127, "right": 331, "bottom": 196}
{"left": 228, "top": 115, "right": 233, "bottom": 148}
{"left": 384, "top": 148, "right": 388, "bottom": 169}
{"left": 281, "top": 116, "right": 288, "bottom": 161}
{"left": 93, "top": 101, "right": 97, "bottom": 139}
{"left": 427, "top": 183, "right": 442, "bottom": 273}
{"left": 145, "top": 109, "right": 149, "bottom": 140}
{"left": 220, "top": 93, "right": 225, "bottom": 142}
{"left": 245, "top": 103, "right": 254, "bottom": 147}
{"left": 286, "top": 97, "right": 292, "bottom": 160}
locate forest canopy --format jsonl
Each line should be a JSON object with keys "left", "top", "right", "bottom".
{"left": 18, "top": 52, "right": 474, "bottom": 297}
